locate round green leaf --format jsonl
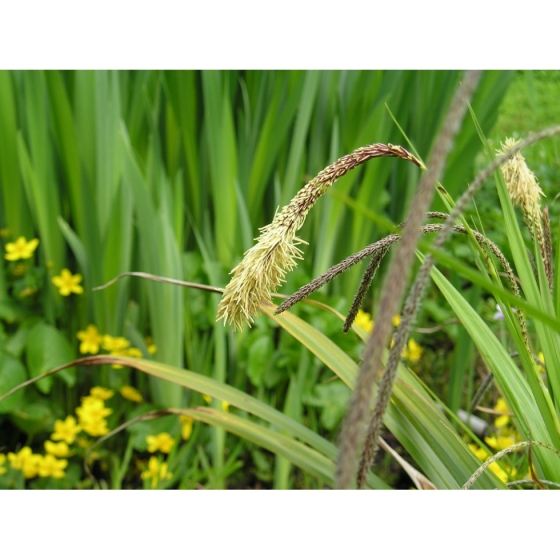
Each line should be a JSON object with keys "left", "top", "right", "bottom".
{"left": 0, "top": 351, "right": 27, "bottom": 413}
{"left": 25, "top": 323, "right": 76, "bottom": 393}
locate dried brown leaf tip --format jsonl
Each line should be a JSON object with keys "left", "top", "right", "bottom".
{"left": 216, "top": 144, "right": 422, "bottom": 330}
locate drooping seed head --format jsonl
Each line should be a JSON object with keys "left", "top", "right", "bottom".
{"left": 216, "top": 144, "right": 423, "bottom": 330}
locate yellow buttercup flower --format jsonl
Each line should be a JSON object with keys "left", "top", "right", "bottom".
{"left": 402, "top": 338, "right": 423, "bottom": 363}
{"left": 468, "top": 443, "right": 515, "bottom": 484}
{"left": 44, "top": 441, "right": 71, "bottom": 458}
{"left": 76, "top": 396, "right": 112, "bottom": 437}
{"left": 101, "top": 336, "right": 134, "bottom": 368}
{"left": 468, "top": 443, "right": 489, "bottom": 462}
{"left": 146, "top": 432, "right": 174, "bottom": 454}
{"left": 494, "top": 397, "right": 511, "bottom": 429}
{"left": 4, "top": 236, "right": 39, "bottom": 261}
{"left": 120, "top": 385, "right": 143, "bottom": 403}
{"left": 221, "top": 401, "right": 230, "bottom": 413}
{"left": 354, "top": 310, "right": 373, "bottom": 333}
{"left": 7, "top": 447, "right": 42, "bottom": 479}
{"left": 141, "top": 456, "right": 172, "bottom": 489}
{"left": 484, "top": 434, "right": 516, "bottom": 451}
{"left": 125, "top": 347, "right": 143, "bottom": 358}
{"left": 537, "top": 351, "right": 546, "bottom": 374}
{"left": 108, "top": 349, "right": 143, "bottom": 370}
{"left": 38, "top": 454, "right": 68, "bottom": 479}
{"left": 77, "top": 325, "right": 103, "bottom": 355}
{"left": 52, "top": 268, "right": 84, "bottom": 296}
{"left": 102, "top": 335, "right": 130, "bottom": 352}
{"left": 0, "top": 453, "right": 7, "bottom": 475}
{"left": 179, "top": 416, "right": 193, "bottom": 440}
{"left": 51, "top": 416, "right": 81, "bottom": 445}
{"left": 202, "top": 394, "right": 212, "bottom": 405}
{"left": 90, "top": 386, "right": 114, "bottom": 400}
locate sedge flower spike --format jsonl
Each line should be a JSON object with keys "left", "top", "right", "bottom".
{"left": 497, "top": 138, "right": 544, "bottom": 231}
{"left": 217, "top": 144, "right": 422, "bottom": 330}
{"left": 497, "top": 137, "right": 553, "bottom": 289}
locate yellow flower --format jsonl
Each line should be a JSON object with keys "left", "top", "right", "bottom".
{"left": 38, "top": 454, "right": 68, "bottom": 479}
{"left": 146, "top": 432, "right": 175, "bottom": 454}
{"left": 126, "top": 347, "right": 143, "bottom": 358}
{"left": 392, "top": 315, "right": 401, "bottom": 327}
{"left": 78, "top": 396, "right": 112, "bottom": 417}
{"left": 4, "top": 236, "right": 39, "bottom": 261}
{"left": 90, "top": 386, "right": 114, "bottom": 400}
{"left": 52, "top": 268, "right": 84, "bottom": 296}
{"left": 101, "top": 337, "right": 135, "bottom": 368}
{"left": 202, "top": 394, "right": 212, "bottom": 405}
{"left": 44, "top": 441, "right": 71, "bottom": 458}
{"left": 221, "top": 401, "right": 230, "bottom": 413}
{"left": 468, "top": 444, "right": 489, "bottom": 462}
{"left": 102, "top": 335, "right": 130, "bottom": 352}
{"left": 488, "top": 462, "right": 518, "bottom": 484}
{"left": 469, "top": 443, "right": 517, "bottom": 484}
{"left": 76, "top": 396, "right": 112, "bottom": 437}
{"left": 537, "top": 351, "right": 546, "bottom": 373}
{"left": 51, "top": 416, "right": 81, "bottom": 445}
{"left": 141, "top": 456, "right": 172, "bottom": 489}
{"left": 0, "top": 453, "right": 6, "bottom": 475}
{"left": 494, "top": 397, "right": 511, "bottom": 429}
{"left": 354, "top": 310, "right": 373, "bottom": 333}
{"left": 402, "top": 338, "right": 423, "bottom": 363}
{"left": 120, "top": 385, "right": 143, "bottom": 403}
{"left": 485, "top": 435, "right": 516, "bottom": 451}
{"left": 495, "top": 398, "right": 509, "bottom": 414}
{"left": 179, "top": 416, "right": 193, "bottom": 440}
{"left": 77, "top": 325, "right": 103, "bottom": 355}
{"left": 79, "top": 420, "right": 109, "bottom": 437}
{"left": 7, "top": 447, "right": 42, "bottom": 478}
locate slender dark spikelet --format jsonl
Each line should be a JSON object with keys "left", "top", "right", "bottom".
{"left": 276, "top": 236, "right": 400, "bottom": 316}
{"left": 275, "top": 236, "right": 400, "bottom": 315}
{"left": 470, "top": 372, "right": 495, "bottom": 413}
{"left": 216, "top": 144, "right": 422, "bottom": 331}
{"left": 356, "top": 220, "right": 528, "bottom": 486}
{"left": 543, "top": 206, "right": 554, "bottom": 294}
{"left": 343, "top": 246, "right": 390, "bottom": 333}
{"left": 336, "top": 70, "right": 482, "bottom": 490}
{"left": 352, "top": 125, "right": 560, "bottom": 487}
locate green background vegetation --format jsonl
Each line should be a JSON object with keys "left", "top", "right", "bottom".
{"left": 1, "top": 70, "right": 560, "bottom": 489}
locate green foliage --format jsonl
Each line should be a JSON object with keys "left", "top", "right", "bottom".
{"left": 0, "top": 70, "right": 528, "bottom": 489}
{"left": 26, "top": 323, "right": 76, "bottom": 393}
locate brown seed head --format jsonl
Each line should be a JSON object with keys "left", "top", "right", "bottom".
{"left": 216, "top": 144, "right": 422, "bottom": 330}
